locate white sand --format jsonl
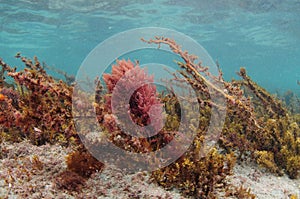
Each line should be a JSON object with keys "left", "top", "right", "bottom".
{"left": 0, "top": 141, "right": 299, "bottom": 198}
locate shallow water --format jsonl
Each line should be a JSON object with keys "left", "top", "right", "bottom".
{"left": 0, "top": 0, "right": 299, "bottom": 95}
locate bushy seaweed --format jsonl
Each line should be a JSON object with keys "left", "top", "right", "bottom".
{"left": 0, "top": 37, "right": 299, "bottom": 198}
{"left": 0, "top": 55, "right": 76, "bottom": 146}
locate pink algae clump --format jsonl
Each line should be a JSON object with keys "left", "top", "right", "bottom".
{"left": 103, "top": 59, "right": 134, "bottom": 93}
{"left": 102, "top": 59, "right": 163, "bottom": 133}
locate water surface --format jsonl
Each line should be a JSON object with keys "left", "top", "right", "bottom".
{"left": 0, "top": 0, "right": 299, "bottom": 94}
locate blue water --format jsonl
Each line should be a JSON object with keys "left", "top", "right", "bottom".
{"left": 1, "top": 0, "right": 300, "bottom": 95}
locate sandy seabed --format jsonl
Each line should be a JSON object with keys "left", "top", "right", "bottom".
{"left": 0, "top": 141, "right": 299, "bottom": 199}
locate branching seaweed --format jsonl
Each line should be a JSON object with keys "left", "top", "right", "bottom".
{"left": 0, "top": 37, "right": 299, "bottom": 198}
